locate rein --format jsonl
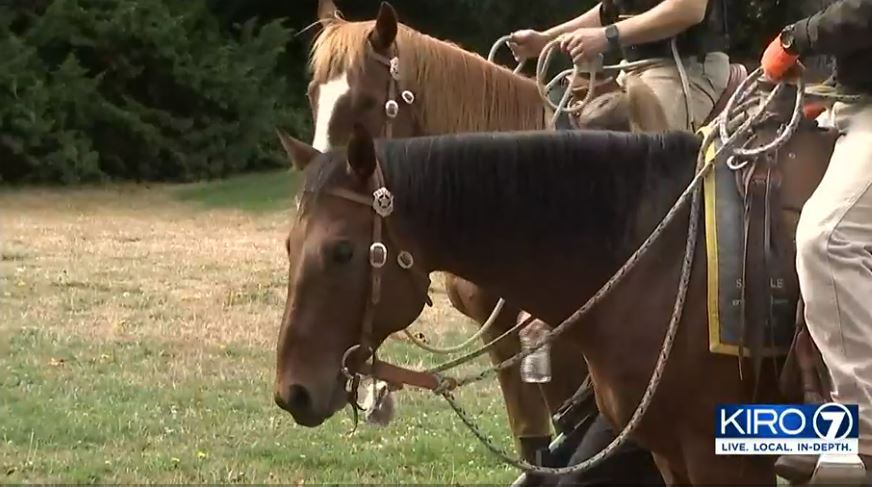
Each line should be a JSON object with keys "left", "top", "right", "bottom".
{"left": 435, "top": 69, "right": 807, "bottom": 476}
{"left": 335, "top": 32, "right": 805, "bottom": 475}
{"left": 336, "top": 67, "right": 805, "bottom": 476}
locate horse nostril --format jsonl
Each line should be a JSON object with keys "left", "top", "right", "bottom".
{"left": 285, "top": 384, "right": 312, "bottom": 414}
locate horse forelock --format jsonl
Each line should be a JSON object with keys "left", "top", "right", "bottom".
{"left": 309, "top": 19, "right": 545, "bottom": 134}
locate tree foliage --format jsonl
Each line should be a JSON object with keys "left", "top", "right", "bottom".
{"left": 0, "top": 0, "right": 811, "bottom": 184}
{"left": 0, "top": 0, "right": 302, "bottom": 183}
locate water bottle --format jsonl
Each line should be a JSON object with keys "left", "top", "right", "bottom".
{"left": 520, "top": 317, "right": 551, "bottom": 383}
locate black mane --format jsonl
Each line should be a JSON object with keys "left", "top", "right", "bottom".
{"left": 308, "top": 130, "right": 701, "bottom": 261}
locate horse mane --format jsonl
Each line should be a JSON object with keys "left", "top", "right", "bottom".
{"left": 309, "top": 19, "right": 545, "bottom": 133}
{"left": 308, "top": 130, "right": 702, "bottom": 260}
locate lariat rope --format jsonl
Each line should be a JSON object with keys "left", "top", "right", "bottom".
{"left": 383, "top": 33, "right": 807, "bottom": 476}
{"left": 488, "top": 35, "right": 659, "bottom": 127}
{"left": 429, "top": 67, "right": 805, "bottom": 476}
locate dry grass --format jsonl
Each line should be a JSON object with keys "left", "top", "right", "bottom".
{"left": 0, "top": 185, "right": 472, "bottom": 353}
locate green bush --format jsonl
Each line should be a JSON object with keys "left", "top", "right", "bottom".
{"left": 0, "top": 0, "right": 306, "bottom": 183}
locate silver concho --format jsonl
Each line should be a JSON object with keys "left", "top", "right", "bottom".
{"left": 401, "top": 90, "right": 415, "bottom": 104}
{"left": 389, "top": 57, "right": 400, "bottom": 80}
{"left": 369, "top": 242, "right": 388, "bottom": 268}
{"left": 397, "top": 251, "right": 414, "bottom": 269}
{"left": 372, "top": 187, "right": 394, "bottom": 217}
{"left": 385, "top": 100, "right": 399, "bottom": 118}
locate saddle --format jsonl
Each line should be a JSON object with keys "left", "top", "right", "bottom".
{"left": 723, "top": 86, "right": 839, "bottom": 402}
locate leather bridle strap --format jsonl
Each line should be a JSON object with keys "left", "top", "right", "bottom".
{"left": 357, "top": 360, "right": 454, "bottom": 392}
{"left": 365, "top": 41, "right": 414, "bottom": 140}
{"left": 329, "top": 161, "right": 434, "bottom": 394}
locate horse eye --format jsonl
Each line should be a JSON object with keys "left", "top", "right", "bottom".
{"left": 332, "top": 241, "right": 354, "bottom": 264}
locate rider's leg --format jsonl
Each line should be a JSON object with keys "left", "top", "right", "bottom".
{"left": 796, "top": 100, "right": 872, "bottom": 457}
{"left": 627, "top": 52, "right": 729, "bottom": 131}
{"left": 554, "top": 413, "right": 664, "bottom": 487}
{"left": 443, "top": 275, "right": 554, "bottom": 463}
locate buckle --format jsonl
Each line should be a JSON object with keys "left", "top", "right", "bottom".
{"left": 370, "top": 242, "right": 388, "bottom": 268}
{"left": 385, "top": 100, "right": 399, "bottom": 118}
{"left": 401, "top": 90, "right": 415, "bottom": 104}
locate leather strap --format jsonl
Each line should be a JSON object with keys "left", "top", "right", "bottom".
{"left": 326, "top": 161, "right": 433, "bottom": 393}
{"left": 359, "top": 359, "right": 448, "bottom": 391}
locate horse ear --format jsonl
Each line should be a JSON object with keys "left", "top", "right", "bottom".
{"left": 318, "top": 0, "right": 339, "bottom": 20}
{"left": 370, "top": 2, "right": 398, "bottom": 51}
{"left": 347, "top": 124, "right": 377, "bottom": 181}
{"left": 276, "top": 129, "right": 321, "bottom": 170}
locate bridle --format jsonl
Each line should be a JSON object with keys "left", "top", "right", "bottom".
{"left": 365, "top": 40, "right": 416, "bottom": 139}
{"left": 306, "top": 37, "right": 434, "bottom": 418}
{"left": 323, "top": 159, "right": 433, "bottom": 415}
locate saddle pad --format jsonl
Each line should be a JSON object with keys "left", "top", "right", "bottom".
{"left": 702, "top": 129, "right": 794, "bottom": 357}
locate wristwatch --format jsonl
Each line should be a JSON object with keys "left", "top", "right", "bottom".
{"left": 605, "top": 24, "right": 621, "bottom": 52}
{"left": 780, "top": 24, "right": 798, "bottom": 55}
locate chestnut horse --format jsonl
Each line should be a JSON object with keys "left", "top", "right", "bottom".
{"left": 273, "top": 118, "right": 836, "bottom": 484}
{"left": 298, "top": 0, "right": 666, "bottom": 460}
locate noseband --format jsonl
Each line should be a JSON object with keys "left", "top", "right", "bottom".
{"left": 324, "top": 159, "right": 432, "bottom": 410}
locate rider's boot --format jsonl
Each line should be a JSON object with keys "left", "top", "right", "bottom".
{"left": 511, "top": 436, "right": 557, "bottom": 487}
{"left": 518, "top": 435, "right": 554, "bottom": 467}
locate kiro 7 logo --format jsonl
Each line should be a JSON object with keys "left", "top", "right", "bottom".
{"left": 715, "top": 403, "right": 859, "bottom": 456}
{"left": 812, "top": 403, "right": 854, "bottom": 440}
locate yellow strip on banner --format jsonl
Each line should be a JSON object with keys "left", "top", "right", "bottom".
{"left": 699, "top": 127, "right": 742, "bottom": 355}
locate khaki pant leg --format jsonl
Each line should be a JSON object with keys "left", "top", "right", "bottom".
{"left": 796, "top": 101, "right": 872, "bottom": 454}
{"left": 628, "top": 52, "right": 730, "bottom": 132}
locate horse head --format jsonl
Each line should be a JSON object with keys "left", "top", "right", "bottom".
{"left": 273, "top": 126, "right": 430, "bottom": 426}
{"left": 308, "top": 2, "right": 419, "bottom": 152}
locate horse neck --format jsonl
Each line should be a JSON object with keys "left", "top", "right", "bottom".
{"left": 389, "top": 141, "right": 696, "bottom": 325}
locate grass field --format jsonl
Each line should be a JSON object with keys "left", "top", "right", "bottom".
{"left": 0, "top": 171, "right": 518, "bottom": 484}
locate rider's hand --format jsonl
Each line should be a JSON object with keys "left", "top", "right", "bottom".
{"left": 559, "top": 28, "right": 608, "bottom": 65}
{"left": 761, "top": 35, "right": 799, "bottom": 82}
{"left": 508, "top": 29, "right": 549, "bottom": 61}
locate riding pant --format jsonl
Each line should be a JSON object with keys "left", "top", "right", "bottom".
{"left": 619, "top": 51, "right": 730, "bottom": 131}
{"left": 796, "top": 100, "right": 872, "bottom": 455}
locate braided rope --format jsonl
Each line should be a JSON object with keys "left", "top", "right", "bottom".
{"left": 436, "top": 130, "right": 710, "bottom": 476}
{"left": 433, "top": 71, "right": 806, "bottom": 475}
{"left": 805, "top": 83, "right": 869, "bottom": 104}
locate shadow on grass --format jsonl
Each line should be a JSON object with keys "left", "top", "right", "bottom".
{"left": 171, "top": 169, "right": 299, "bottom": 213}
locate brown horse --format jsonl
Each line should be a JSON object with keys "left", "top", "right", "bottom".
{"left": 273, "top": 116, "right": 836, "bottom": 484}
{"left": 297, "top": 0, "right": 667, "bottom": 460}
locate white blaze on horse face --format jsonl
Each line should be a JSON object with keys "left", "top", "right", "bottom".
{"left": 311, "top": 73, "right": 350, "bottom": 152}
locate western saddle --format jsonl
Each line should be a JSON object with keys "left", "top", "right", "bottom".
{"left": 554, "top": 70, "right": 850, "bottom": 485}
